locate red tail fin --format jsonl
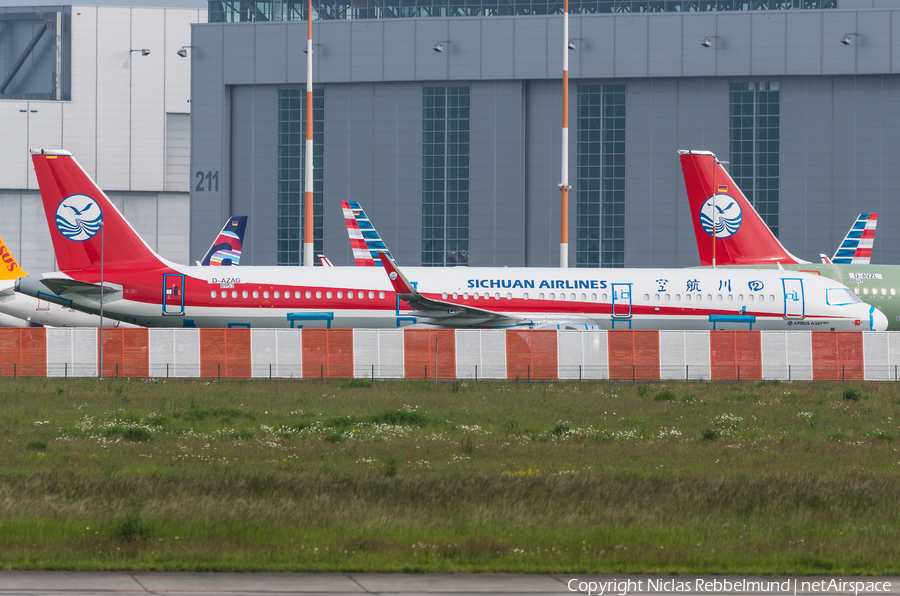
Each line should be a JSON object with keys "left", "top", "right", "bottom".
{"left": 30, "top": 150, "right": 165, "bottom": 274}
{"left": 679, "top": 150, "right": 804, "bottom": 266}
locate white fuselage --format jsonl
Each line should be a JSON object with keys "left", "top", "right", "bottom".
{"left": 17, "top": 263, "right": 887, "bottom": 331}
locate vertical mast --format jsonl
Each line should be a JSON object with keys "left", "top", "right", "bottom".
{"left": 304, "top": 0, "right": 314, "bottom": 266}
{"left": 559, "top": 0, "right": 570, "bottom": 268}
{"left": 712, "top": 154, "right": 717, "bottom": 268}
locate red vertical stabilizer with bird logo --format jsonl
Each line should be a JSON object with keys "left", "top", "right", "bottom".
{"left": 679, "top": 150, "right": 805, "bottom": 266}
{"left": 30, "top": 149, "right": 166, "bottom": 276}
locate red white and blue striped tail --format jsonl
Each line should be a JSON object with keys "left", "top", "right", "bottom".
{"left": 831, "top": 213, "right": 878, "bottom": 265}
{"left": 341, "top": 201, "right": 375, "bottom": 266}
{"left": 340, "top": 201, "right": 394, "bottom": 266}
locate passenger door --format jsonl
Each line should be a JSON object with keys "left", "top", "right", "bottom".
{"left": 612, "top": 283, "right": 632, "bottom": 318}
{"left": 163, "top": 274, "right": 185, "bottom": 315}
{"left": 782, "top": 278, "right": 804, "bottom": 319}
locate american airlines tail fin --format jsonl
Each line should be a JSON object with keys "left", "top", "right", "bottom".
{"left": 199, "top": 216, "right": 248, "bottom": 266}
{"left": 0, "top": 235, "right": 27, "bottom": 281}
{"left": 831, "top": 213, "right": 878, "bottom": 265}
{"left": 679, "top": 150, "right": 806, "bottom": 266}
{"left": 30, "top": 149, "right": 166, "bottom": 273}
{"left": 341, "top": 201, "right": 394, "bottom": 266}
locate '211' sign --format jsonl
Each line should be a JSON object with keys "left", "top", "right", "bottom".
{"left": 194, "top": 170, "right": 219, "bottom": 192}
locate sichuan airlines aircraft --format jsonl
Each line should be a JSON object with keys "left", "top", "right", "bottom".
{"left": 680, "top": 149, "right": 900, "bottom": 329}
{"left": 0, "top": 216, "right": 247, "bottom": 328}
{"left": 18, "top": 149, "right": 886, "bottom": 331}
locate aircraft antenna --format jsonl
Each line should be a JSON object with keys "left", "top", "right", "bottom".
{"left": 558, "top": 0, "right": 570, "bottom": 268}
{"left": 303, "top": 0, "right": 315, "bottom": 266}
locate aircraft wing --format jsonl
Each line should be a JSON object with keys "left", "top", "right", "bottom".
{"left": 379, "top": 255, "right": 529, "bottom": 327}
{"left": 831, "top": 213, "right": 877, "bottom": 265}
{"left": 38, "top": 277, "right": 123, "bottom": 304}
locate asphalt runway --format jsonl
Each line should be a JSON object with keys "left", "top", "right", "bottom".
{"left": 0, "top": 573, "right": 896, "bottom": 596}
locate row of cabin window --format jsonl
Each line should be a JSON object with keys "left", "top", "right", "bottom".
{"left": 650, "top": 293, "right": 776, "bottom": 303}
{"left": 209, "top": 289, "right": 781, "bottom": 303}
{"left": 437, "top": 291, "right": 777, "bottom": 302}
{"left": 856, "top": 287, "right": 897, "bottom": 296}
{"left": 210, "top": 289, "right": 387, "bottom": 300}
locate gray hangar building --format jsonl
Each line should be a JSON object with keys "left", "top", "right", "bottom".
{"left": 191, "top": 0, "right": 900, "bottom": 270}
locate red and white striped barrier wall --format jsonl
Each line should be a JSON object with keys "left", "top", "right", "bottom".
{"left": 47, "top": 328, "right": 97, "bottom": 377}
{"left": 1, "top": 328, "right": 899, "bottom": 381}
{"left": 150, "top": 328, "right": 200, "bottom": 378}
{"left": 352, "top": 329, "right": 403, "bottom": 379}
{"left": 251, "top": 328, "right": 304, "bottom": 378}
{"left": 456, "top": 329, "right": 507, "bottom": 379}
{"left": 660, "top": 330, "right": 710, "bottom": 381}
{"left": 558, "top": 330, "right": 608, "bottom": 380}
{"left": 862, "top": 332, "right": 900, "bottom": 381}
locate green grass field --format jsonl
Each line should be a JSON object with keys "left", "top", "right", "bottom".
{"left": 1, "top": 377, "right": 899, "bottom": 573}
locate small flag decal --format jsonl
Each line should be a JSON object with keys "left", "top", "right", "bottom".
{"left": 717, "top": 185, "right": 728, "bottom": 193}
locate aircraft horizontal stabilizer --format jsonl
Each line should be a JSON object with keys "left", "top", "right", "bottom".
{"left": 378, "top": 253, "right": 528, "bottom": 328}
{"left": 38, "top": 278, "right": 123, "bottom": 304}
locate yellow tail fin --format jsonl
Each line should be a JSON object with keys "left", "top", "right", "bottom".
{"left": 0, "top": 235, "right": 27, "bottom": 280}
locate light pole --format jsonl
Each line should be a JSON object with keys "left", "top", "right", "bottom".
{"left": 559, "top": 0, "right": 570, "bottom": 268}
{"left": 712, "top": 158, "right": 717, "bottom": 269}
{"left": 99, "top": 220, "right": 104, "bottom": 380}
{"left": 303, "top": 0, "right": 314, "bottom": 266}
{"left": 710, "top": 156, "right": 729, "bottom": 269}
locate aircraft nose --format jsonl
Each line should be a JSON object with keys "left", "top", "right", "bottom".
{"left": 869, "top": 305, "right": 889, "bottom": 331}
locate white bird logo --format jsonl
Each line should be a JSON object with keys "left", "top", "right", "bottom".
{"left": 55, "top": 195, "right": 103, "bottom": 242}
{"left": 699, "top": 194, "right": 742, "bottom": 239}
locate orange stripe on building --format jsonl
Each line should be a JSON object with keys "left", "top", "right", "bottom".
{"left": 608, "top": 331, "right": 660, "bottom": 380}
{"left": 0, "top": 327, "right": 46, "bottom": 377}
{"left": 200, "top": 328, "right": 252, "bottom": 378}
{"left": 303, "top": 329, "right": 354, "bottom": 378}
{"left": 812, "top": 331, "right": 863, "bottom": 381}
{"left": 710, "top": 331, "right": 761, "bottom": 380}
{"left": 505, "top": 330, "right": 558, "bottom": 380}
{"left": 404, "top": 329, "right": 456, "bottom": 379}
